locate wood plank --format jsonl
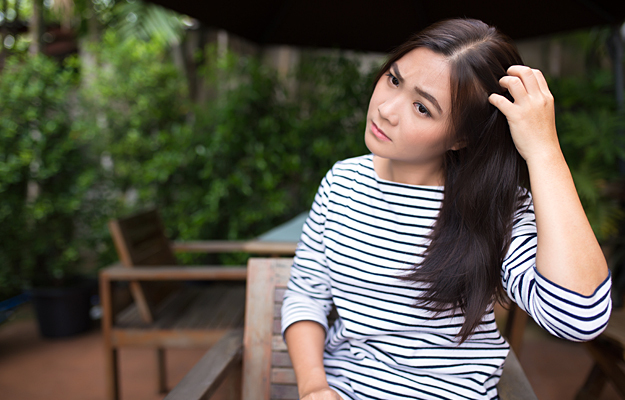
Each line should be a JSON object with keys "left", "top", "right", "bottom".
{"left": 270, "top": 384, "right": 298, "bottom": 400}
{"left": 272, "top": 351, "right": 293, "bottom": 368}
{"left": 271, "top": 368, "right": 296, "bottom": 384}
{"left": 112, "top": 209, "right": 177, "bottom": 266}
{"left": 101, "top": 266, "right": 247, "bottom": 281}
{"left": 242, "top": 259, "right": 275, "bottom": 400}
{"left": 272, "top": 335, "right": 287, "bottom": 351}
{"left": 172, "top": 241, "right": 297, "bottom": 255}
{"left": 178, "top": 284, "right": 246, "bottom": 330}
{"left": 273, "top": 318, "right": 282, "bottom": 335}
{"left": 274, "top": 287, "right": 287, "bottom": 303}
{"left": 128, "top": 281, "right": 154, "bottom": 323}
{"left": 242, "top": 258, "right": 294, "bottom": 400}
{"left": 109, "top": 218, "right": 156, "bottom": 324}
{"left": 243, "top": 242, "right": 297, "bottom": 255}
{"left": 165, "top": 329, "right": 243, "bottom": 400}
{"left": 172, "top": 241, "right": 251, "bottom": 253}
{"left": 100, "top": 274, "right": 120, "bottom": 400}
{"left": 108, "top": 219, "right": 133, "bottom": 267}
{"left": 191, "top": 285, "right": 247, "bottom": 330}
{"left": 113, "top": 284, "right": 246, "bottom": 331}
{"left": 152, "top": 289, "right": 201, "bottom": 329}
{"left": 111, "top": 328, "right": 227, "bottom": 347}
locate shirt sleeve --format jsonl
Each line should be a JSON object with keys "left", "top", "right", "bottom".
{"left": 501, "top": 191, "right": 612, "bottom": 342}
{"left": 281, "top": 168, "right": 335, "bottom": 336}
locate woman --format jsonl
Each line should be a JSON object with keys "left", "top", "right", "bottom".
{"left": 281, "top": 18, "right": 612, "bottom": 400}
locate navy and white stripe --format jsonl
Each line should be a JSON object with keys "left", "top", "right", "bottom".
{"left": 282, "top": 154, "right": 611, "bottom": 400}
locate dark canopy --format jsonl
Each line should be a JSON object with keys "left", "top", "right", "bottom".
{"left": 145, "top": 0, "right": 625, "bottom": 52}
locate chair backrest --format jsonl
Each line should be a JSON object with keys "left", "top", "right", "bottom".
{"left": 242, "top": 258, "right": 297, "bottom": 400}
{"left": 109, "top": 208, "right": 177, "bottom": 267}
{"left": 108, "top": 209, "right": 179, "bottom": 323}
{"left": 241, "top": 258, "right": 536, "bottom": 400}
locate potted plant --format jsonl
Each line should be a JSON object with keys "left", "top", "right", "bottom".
{"left": 0, "top": 54, "right": 103, "bottom": 337}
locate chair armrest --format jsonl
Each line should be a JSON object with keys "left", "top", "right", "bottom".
{"left": 498, "top": 349, "right": 538, "bottom": 400}
{"left": 164, "top": 329, "right": 243, "bottom": 400}
{"left": 171, "top": 241, "right": 249, "bottom": 253}
{"left": 172, "top": 240, "right": 297, "bottom": 255}
{"left": 100, "top": 265, "right": 247, "bottom": 281}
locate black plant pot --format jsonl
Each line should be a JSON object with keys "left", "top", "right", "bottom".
{"left": 29, "top": 279, "right": 96, "bottom": 338}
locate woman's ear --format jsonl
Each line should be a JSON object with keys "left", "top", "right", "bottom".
{"left": 450, "top": 139, "right": 466, "bottom": 151}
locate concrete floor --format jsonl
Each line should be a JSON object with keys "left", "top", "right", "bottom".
{"left": 0, "top": 305, "right": 622, "bottom": 400}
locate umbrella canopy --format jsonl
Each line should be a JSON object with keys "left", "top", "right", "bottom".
{"left": 145, "top": 0, "right": 625, "bottom": 52}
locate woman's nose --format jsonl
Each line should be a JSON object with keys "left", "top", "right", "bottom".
{"left": 378, "top": 98, "right": 399, "bottom": 126}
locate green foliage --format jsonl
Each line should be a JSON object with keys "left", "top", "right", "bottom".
{"left": 0, "top": 54, "right": 100, "bottom": 297}
{"left": 109, "top": 0, "right": 187, "bottom": 46}
{"left": 78, "top": 38, "right": 371, "bottom": 265}
{"left": 180, "top": 50, "right": 371, "bottom": 247}
{"left": 551, "top": 70, "right": 625, "bottom": 240}
{"left": 77, "top": 30, "right": 191, "bottom": 263}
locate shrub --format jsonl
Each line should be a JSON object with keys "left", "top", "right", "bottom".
{"left": 0, "top": 55, "right": 100, "bottom": 296}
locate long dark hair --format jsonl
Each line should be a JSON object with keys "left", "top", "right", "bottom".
{"left": 374, "top": 19, "right": 530, "bottom": 342}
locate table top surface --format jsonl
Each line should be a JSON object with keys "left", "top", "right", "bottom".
{"left": 256, "top": 211, "right": 308, "bottom": 243}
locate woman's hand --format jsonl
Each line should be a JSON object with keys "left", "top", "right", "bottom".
{"left": 300, "top": 387, "right": 344, "bottom": 400}
{"left": 488, "top": 65, "right": 559, "bottom": 164}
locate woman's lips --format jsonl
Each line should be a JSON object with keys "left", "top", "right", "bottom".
{"left": 371, "top": 122, "right": 391, "bottom": 141}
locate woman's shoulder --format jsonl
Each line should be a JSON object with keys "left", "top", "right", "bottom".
{"left": 333, "top": 153, "right": 374, "bottom": 169}
{"left": 326, "top": 154, "right": 375, "bottom": 180}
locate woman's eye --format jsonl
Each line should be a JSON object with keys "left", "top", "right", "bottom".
{"left": 415, "top": 103, "right": 430, "bottom": 116}
{"left": 386, "top": 73, "right": 399, "bottom": 86}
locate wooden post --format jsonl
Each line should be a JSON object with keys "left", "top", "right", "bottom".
{"left": 157, "top": 348, "right": 168, "bottom": 393}
{"left": 0, "top": 0, "right": 7, "bottom": 69}
{"left": 29, "top": 0, "right": 45, "bottom": 55}
{"left": 100, "top": 273, "right": 120, "bottom": 400}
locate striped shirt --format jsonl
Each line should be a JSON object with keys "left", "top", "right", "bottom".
{"left": 281, "top": 154, "right": 612, "bottom": 400}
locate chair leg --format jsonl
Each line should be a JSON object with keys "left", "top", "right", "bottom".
{"left": 157, "top": 348, "right": 168, "bottom": 393}
{"left": 226, "top": 362, "right": 243, "bottom": 400}
{"left": 575, "top": 364, "right": 607, "bottom": 400}
{"left": 104, "top": 347, "right": 119, "bottom": 400}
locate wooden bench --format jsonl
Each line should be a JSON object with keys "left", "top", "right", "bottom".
{"left": 165, "top": 258, "right": 538, "bottom": 400}
{"left": 100, "top": 210, "right": 296, "bottom": 400}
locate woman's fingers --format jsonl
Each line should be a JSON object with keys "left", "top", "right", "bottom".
{"left": 506, "top": 65, "right": 542, "bottom": 96}
{"left": 532, "top": 68, "right": 553, "bottom": 99}
{"left": 488, "top": 93, "right": 514, "bottom": 115}
{"left": 491, "top": 66, "right": 558, "bottom": 162}
{"left": 498, "top": 75, "right": 526, "bottom": 103}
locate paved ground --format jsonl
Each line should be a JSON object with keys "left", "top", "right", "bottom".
{"left": 0, "top": 305, "right": 621, "bottom": 400}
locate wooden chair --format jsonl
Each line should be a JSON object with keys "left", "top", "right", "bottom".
{"left": 99, "top": 209, "right": 296, "bottom": 400}
{"left": 575, "top": 307, "right": 625, "bottom": 399}
{"left": 164, "top": 258, "right": 538, "bottom": 400}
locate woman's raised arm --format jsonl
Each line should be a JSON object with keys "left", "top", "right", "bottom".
{"left": 489, "top": 65, "right": 609, "bottom": 296}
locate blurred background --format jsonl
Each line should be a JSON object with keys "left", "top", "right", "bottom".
{"left": 0, "top": 0, "right": 624, "bottom": 399}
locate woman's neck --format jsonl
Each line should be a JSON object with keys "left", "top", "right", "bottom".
{"left": 373, "top": 155, "right": 445, "bottom": 186}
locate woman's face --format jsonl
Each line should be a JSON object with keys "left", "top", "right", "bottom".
{"left": 365, "top": 47, "right": 456, "bottom": 179}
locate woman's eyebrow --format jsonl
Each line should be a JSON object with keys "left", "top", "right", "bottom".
{"left": 390, "top": 62, "right": 443, "bottom": 116}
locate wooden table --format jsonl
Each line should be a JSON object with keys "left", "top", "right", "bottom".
{"left": 171, "top": 212, "right": 308, "bottom": 256}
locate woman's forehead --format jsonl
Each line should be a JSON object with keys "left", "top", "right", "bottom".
{"left": 395, "top": 48, "right": 452, "bottom": 109}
